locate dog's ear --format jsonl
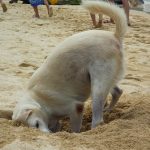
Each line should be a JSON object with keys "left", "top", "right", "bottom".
{"left": 13, "top": 109, "right": 32, "bottom": 122}
{"left": 21, "top": 109, "right": 33, "bottom": 121}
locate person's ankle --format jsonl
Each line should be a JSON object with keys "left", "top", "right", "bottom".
{"left": 97, "top": 20, "right": 102, "bottom": 27}
{"left": 128, "top": 22, "right": 131, "bottom": 26}
{"left": 92, "top": 21, "right": 97, "bottom": 27}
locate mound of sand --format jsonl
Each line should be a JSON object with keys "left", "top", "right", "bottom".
{"left": 0, "top": 3, "right": 150, "bottom": 150}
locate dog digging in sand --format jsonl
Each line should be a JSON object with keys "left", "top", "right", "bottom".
{"left": 12, "top": 1, "right": 127, "bottom": 133}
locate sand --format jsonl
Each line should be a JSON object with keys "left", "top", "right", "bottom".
{"left": 0, "top": 2, "right": 150, "bottom": 150}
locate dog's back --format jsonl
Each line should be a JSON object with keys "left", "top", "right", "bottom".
{"left": 28, "top": 2, "right": 127, "bottom": 104}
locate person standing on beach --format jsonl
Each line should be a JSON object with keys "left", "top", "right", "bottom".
{"left": 90, "top": 0, "right": 130, "bottom": 27}
{"left": 29, "top": 0, "right": 53, "bottom": 18}
{"left": 0, "top": 0, "right": 7, "bottom": 12}
{"left": 121, "top": 0, "right": 130, "bottom": 26}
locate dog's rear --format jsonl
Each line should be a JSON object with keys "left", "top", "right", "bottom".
{"left": 82, "top": 1, "right": 127, "bottom": 127}
{"left": 83, "top": 0, "right": 127, "bottom": 40}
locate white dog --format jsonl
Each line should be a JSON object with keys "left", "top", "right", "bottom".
{"left": 12, "top": 1, "right": 127, "bottom": 133}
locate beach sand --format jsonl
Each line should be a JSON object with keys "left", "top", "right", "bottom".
{"left": 0, "top": 3, "right": 150, "bottom": 150}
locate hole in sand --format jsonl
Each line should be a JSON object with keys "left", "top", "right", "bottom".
{"left": 59, "top": 101, "right": 132, "bottom": 132}
{"left": 0, "top": 101, "right": 132, "bottom": 133}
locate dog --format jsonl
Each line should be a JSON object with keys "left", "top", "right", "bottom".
{"left": 12, "top": 1, "right": 127, "bottom": 133}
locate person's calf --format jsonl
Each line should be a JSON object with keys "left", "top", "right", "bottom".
{"left": 48, "top": 7, "right": 53, "bottom": 17}
{"left": 1, "top": 3, "right": 7, "bottom": 12}
{"left": 33, "top": 6, "right": 40, "bottom": 18}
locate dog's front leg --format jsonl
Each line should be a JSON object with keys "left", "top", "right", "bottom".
{"left": 69, "top": 103, "right": 84, "bottom": 133}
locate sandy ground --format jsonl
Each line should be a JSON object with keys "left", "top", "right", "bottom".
{"left": 0, "top": 2, "right": 150, "bottom": 150}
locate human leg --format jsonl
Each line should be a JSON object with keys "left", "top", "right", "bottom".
{"left": 90, "top": 13, "right": 103, "bottom": 28}
{"left": 97, "top": 13, "right": 103, "bottom": 27}
{"left": 122, "top": 0, "right": 130, "bottom": 25}
{"left": 33, "top": 6, "right": 40, "bottom": 18}
{"left": 90, "top": 13, "right": 97, "bottom": 27}
{"left": 0, "top": 0, "right": 7, "bottom": 12}
{"left": 43, "top": 0, "right": 53, "bottom": 17}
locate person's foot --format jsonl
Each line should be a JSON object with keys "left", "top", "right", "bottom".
{"left": 9, "top": 0, "right": 18, "bottom": 3}
{"left": 97, "top": 20, "right": 102, "bottom": 27}
{"left": 110, "top": 18, "right": 115, "bottom": 24}
{"left": 128, "top": 22, "right": 131, "bottom": 26}
{"left": 48, "top": 7, "right": 53, "bottom": 17}
{"left": 93, "top": 22, "right": 97, "bottom": 28}
{"left": 92, "top": 20, "right": 103, "bottom": 28}
{"left": 32, "top": 14, "right": 40, "bottom": 18}
{"left": 1, "top": 3, "right": 7, "bottom": 12}
{"left": 103, "top": 18, "right": 114, "bottom": 24}
{"left": 94, "top": 20, "right": 102, "bottom": 28}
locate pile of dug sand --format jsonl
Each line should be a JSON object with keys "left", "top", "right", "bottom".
{"left": 0, "top": 3, "right": 150, "bottom": 150}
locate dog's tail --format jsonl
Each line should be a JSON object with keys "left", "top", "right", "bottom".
{"left": 82, "top": 1, "right": 127, "bottom": 40}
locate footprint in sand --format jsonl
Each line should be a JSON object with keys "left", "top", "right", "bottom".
{"left": 0, "top": 18, "right": 4, "bottom": 22}
{"left": 18, "top": 62, "right": 37, "bottom": 69}
{"left": 125, "top": 74, "right": 142, "bottom": 81}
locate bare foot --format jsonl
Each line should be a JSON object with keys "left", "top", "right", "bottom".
{"left": 110, "top": 18, "right": 114, "bottom": 24}
{"left": 103, "top": 18, "right": 114, "bottom": 24}
{"left": 1, "top": 3, "right": 7, "bottom": 12}
{"left": 93, "top": 22, "right": 97, "bottom": 28}
{"left": 32, "top": 14, "right": 40, "bottom": 18}
{"left": 93, "top": 20, "right": 102, "bottom": 28}
{"left": 96, "top": 20, "right": 102, "bottom": 27}
{"left": 128, "top": 22, "right": 131, "bottom": 26}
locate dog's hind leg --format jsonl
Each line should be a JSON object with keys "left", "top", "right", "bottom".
{"left": 89, "top": 59, "right": 119, "bottom": 128}
{"left": 104, "top": 86, "right": 123, "bottom": 112}
{"left": 91, "top": 80, "right": 110, "bottom": 128}
{"left": 90, "top": 69, "right": 115, "bottom": 128}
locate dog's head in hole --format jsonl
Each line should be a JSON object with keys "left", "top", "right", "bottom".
{"left": 12, "top": 103, "right": 60, "bottom": 133}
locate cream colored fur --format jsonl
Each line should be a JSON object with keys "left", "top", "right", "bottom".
{"left": 12, "top": 1, "right": 127, "bottom": 133}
